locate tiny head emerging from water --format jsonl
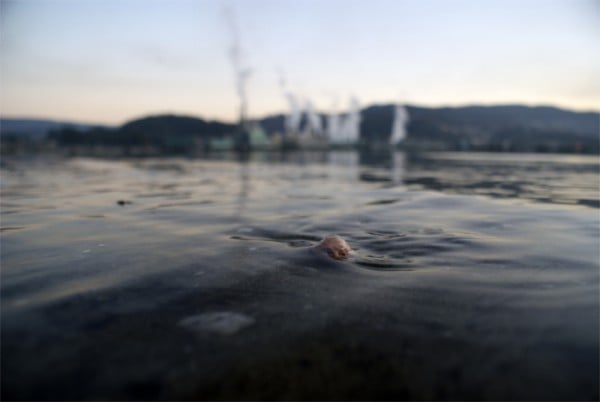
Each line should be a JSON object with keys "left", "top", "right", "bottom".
{"left": 315, "top": 235, "right": 352, "bottom": 261}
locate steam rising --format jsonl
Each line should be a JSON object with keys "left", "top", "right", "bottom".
{"left": 223, "top": 7, "right": 251, "bottom": 125}
{"left": 304, "top": 100, "right": 323, "bottom": 136}
{"left": 390, "top": 104, "right": 410, "bottom": 145}
{"left": 221, "top": 9, "right": 405, "bottom": 146}
{"left": 328, "top": 97, "right": 361, "bottom": 144}
{"left": 278, "top": 71, "right": 303, "bottom": 137}
{"left": 326, "top": 99, "right": 341, "bottom": 142}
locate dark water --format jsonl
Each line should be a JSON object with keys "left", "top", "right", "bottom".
{"left": 1, "top": 151, "right": 598, "bottom": 400}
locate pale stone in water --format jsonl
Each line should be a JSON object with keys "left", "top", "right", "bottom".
{"left": 315, "top": 235, "right": 352, "bottom": 260}
{"left": 179, "top": 312, "right": 255, "bottom": 335}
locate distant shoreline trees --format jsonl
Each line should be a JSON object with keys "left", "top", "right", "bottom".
{"left": 2, "top": 105, "right": 598, "bottom": 155}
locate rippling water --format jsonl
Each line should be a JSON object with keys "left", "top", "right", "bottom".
{"left": 1, "top": 151, "right": 598, "bottom": 400}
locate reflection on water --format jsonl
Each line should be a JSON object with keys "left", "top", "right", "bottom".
{"left": 1, "top": 151, "right": 598, "bottom": 400}
{"left": 357, "top": 149, "right": 405, "bottom": 185}
{"left": 402, "top": 151, "right": 600, "bottom": 207}
{"left": 356, "top": 150, "right": 599, "bottom": 208}
{"left": 110, "top": 148, "right": 598, "bottom": 211}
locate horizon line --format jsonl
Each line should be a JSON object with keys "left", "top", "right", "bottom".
{"left": 1, "top": 101, "right": 598, "bottom": 127}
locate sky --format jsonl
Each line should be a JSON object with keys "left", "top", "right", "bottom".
{"left": 1, "top": 0, "right": 599, "bottom": 125}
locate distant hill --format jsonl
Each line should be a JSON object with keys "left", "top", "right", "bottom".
{"left": 0, "top": 118, "right": 106, "bottom": 140}
{"left": 116, "top": 114, "right": 236, "bottom": 152}
{"left": 258, "top": 114, "right": 286, "bottom": 135}
{"left": 357, "top": 104, "right": 598, "bottom": 152}
{"left": 251, "top": 104, "right": 598, "bottom": 152}
{"left": 120, "top": 114, "right": 234, "bottom": 139}
{"left": 40, "top": 114, "right": 237, "bottom": 154}
{"left": 2, "top": 104, "right": 598, "bottom": 153}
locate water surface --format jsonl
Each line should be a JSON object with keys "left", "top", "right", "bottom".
{"left": 1, "top": 151, "right": 598, "bottom": 400}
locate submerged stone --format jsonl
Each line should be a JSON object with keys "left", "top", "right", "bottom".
{"left": 179, "top": 311, "right": 255, "bottom": 335}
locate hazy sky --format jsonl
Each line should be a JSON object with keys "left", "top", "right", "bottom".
{"left": 1, "top": 0, "right": 598, "bottom": 125}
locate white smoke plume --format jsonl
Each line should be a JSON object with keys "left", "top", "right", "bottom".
{"left": 223, "top": 7, "right": 251, "bottom": 125}
{"left": 304, "top": 99, "right": 323, "bottom": 136}
{"left": 326, "top": 98, "right": 341, "bottom": 143}
{"left": 330, "top": 96, "right": 361, "bottom": 144}
{"left": 390, "top": 104, "right": 410, "bottom": 144}
{"left": 285, "top": 93, "right": 302, "bottom": 135}
{"left": 278, "top": 70, "right": 303, "bottom": 136}
{"left": 345, "top": 96, "right": 361, "bottom": 143}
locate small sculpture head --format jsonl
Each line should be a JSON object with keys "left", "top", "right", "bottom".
{"left": 315, "top": 235, "right": 352, "bottom": 261}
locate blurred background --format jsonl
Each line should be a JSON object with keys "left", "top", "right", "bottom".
{"left": 1, "top": 0, "right": 598, "bottom": 154}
